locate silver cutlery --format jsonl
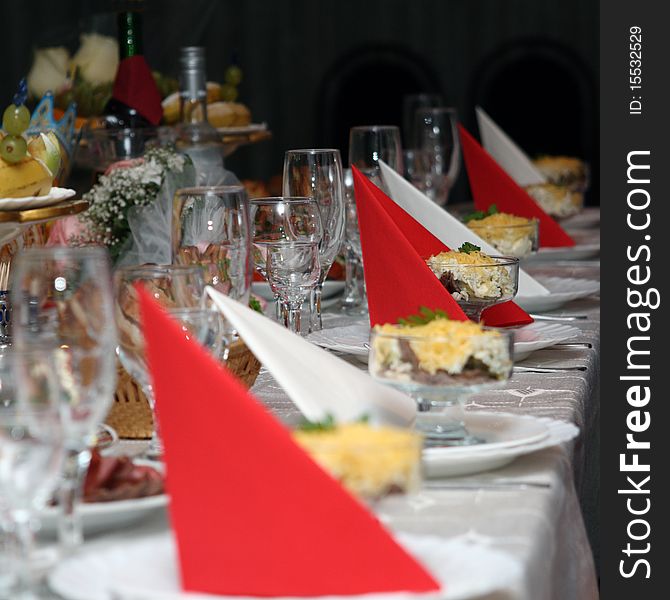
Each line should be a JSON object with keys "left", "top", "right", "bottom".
{"left": 530, "top": 313, "right": 588, "bottom": 321}
{"left": 425, "top": 481, "right": 551, "bottom": 491}
{"left": 554, "top": 342, "right": 593, "bottom": 349}
{"left": 514, "top": 365, "right": 587, "bottom": 373}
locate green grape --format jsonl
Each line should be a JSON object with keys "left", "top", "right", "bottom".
{"left": 224, "top": 65, "right": 243, "bottom": 86}
{"left": 220, "top": 83, "right": 239, "bottom": 102}
{"left": 2, "top": 104, "right": 31, "bottom": 135}
{"left": 0, "top": 135, "right": 27, "bottom": 163}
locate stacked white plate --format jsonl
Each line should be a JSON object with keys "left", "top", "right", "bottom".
{"left": 307, "top": 321, "right": 581, "bottom": 361}
{"left": 515, "top": 276, "right": 599, "bottom": 312}
{"left": 420, "top": 412, "right": 579, "bottom": 478}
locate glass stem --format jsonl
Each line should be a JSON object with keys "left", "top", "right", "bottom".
{"left": 287, "top": 304, "right": 302, "bottom": 334}
{"left": 462, "top": 305, "right": 485, "bottom": 323}
{"left": 144, "top": 386, "right": 162, "bottom": 459}
{"left": 12, "top": 512, "right": 38, "bottom": 599}
{"left": 309, "top": 283, "right": 323, "bottom": 332}
{"left": 58, "top": 447, "right": 91, "bottom": 554}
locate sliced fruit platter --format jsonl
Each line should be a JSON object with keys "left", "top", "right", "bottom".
{"left": 0, "top": 80, "right": 76, "bottom": 212}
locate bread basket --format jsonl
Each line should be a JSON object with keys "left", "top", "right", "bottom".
{"left": 106, "top": 337, "right": 262, "bottom": 439}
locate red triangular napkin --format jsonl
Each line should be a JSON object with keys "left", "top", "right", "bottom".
{"left": 111, "top": 55, "right": 163, "bottom": 126}
{"left": 138, "top": 289, "right": 441, "bottom": 597}
{"left": 459, "top": 125, "right": 575, "bottom": 247}
{"left": 353, "top": 167, "right": 532, "bottom": 327}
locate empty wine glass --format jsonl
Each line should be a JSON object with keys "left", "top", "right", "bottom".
{"left": 402, "top": 93, "right": 444, "bottom": 149}
{"left": 115, "top": 264, "right": 210, "bottom": 458}
{"left": 413, "top": 107, "right": 460, "bottom": 206}
{"left": 266, "top": 241, "right": 321, "bottom": 334}
{"left": 10, "top": 246, "right": 117, "bottom": 553}
{"left": 249, "top": 197, "right": 322, "bottom": 320}
{"left": 0, "top": 347, "right": 65, "bottom": 599}
{"left": 348, "top": 125, "right": 403, "bottom": 192}
{"left": 172, "top": 186, "right": 252, "bottom": 305}
{"left": 282, "top": 150, "right": 345, "bottom": 331}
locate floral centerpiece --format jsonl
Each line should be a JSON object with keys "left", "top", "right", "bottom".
{"left": 67, "top": 147, "right": 193, "bottom": 264}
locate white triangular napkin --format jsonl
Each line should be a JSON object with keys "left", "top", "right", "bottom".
{"left": 206, "top": 287, "right": 416, "bottom": 427}
{"left": 475, "top": 107, "right": 546, "bottom": 186}
{"left": 378, "top": 160, "right": 549, "bottom": 296}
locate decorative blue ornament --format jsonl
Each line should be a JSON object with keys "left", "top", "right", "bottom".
{"left": 12, "top": 78, "right": 28, "bottom": 107}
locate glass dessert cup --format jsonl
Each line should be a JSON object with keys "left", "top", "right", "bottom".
{"left": 466, "top": 220, "right": 539, "bottom": 259}
{"left": 293, "top": 424, "right": 423, "bottom": 502}
{"left": 429, "top": 255, "right": 520, "bottom": 322}
{"left": 524, "top": 183, "right": 584, "bottom": 220}
{"left": 369, "top": 328, "right": 514, "bottom": 446}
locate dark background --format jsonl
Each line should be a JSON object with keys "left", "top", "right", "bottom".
{"left": 3, "top": 0, "right": 599, "bottom": 202}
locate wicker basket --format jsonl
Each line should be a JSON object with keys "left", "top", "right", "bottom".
{"left": 106, "top": 338, "right": 262, "bottom": 439}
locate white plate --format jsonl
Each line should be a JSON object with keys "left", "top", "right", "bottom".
{"left": 422, "top": 413, "right": 579, "bottom": 478}
{"left": 49, "top": 530, "right": 520, "bottom": 600}
{"left": 515, "top": 276, "right": 599, "bottom": 312}
{"left": 39, "top": 493, "right": 168, "bottom": 537}
{"left": 308, "top": 321, "right": 581, "bottom": 362}
{"left": 217, "top": 123, "right": 268, "bottom": 136}
{"left": 561, "top": 207, "right": 600, "bottom": 230}
{"left": 251, "top": 280, "right": 345, "bottom": 303}
{"left": 0, "top": 187, "right": 76, "bottom": 211}
{"left": 512, "top": 321, "right": 580, "bottom": 360}
{"left": 523, "top": 243, "right": 600, "bottom": 262}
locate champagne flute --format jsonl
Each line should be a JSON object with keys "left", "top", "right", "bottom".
{"left": 413, "top": 107, "right": 460, "bottom": 206}
{"left": 0, "top": 348, "right": 64, "bottom": 599}
{"left": 10, "top": 246, "right": 117, "bottom": 553}
{"left": 348, "top": 125, "right": 403, "bottom": 191}
{"left": 249, "top": 197, "right": 322, "bottom": 322}
{"left": 402, "top": 93, "right": 444, "bottom": 149}
{"left": 282, "top": 149, "right": 345, "bottom": 331}
{"left": 114, "top": 264, "right": 212, "bottom": 458}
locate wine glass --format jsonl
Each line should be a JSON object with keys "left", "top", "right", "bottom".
{"left": 369, "top": 326, "right": 514, "bottom": 445}
{"left": 114, "top": 264, "right": 213, "bottom": 458}
{"left": 282, "top": 150, "right": 345, "bottom": 331}
{"left": 0, "top": 347, "right": 65, "bottom": 599}
{"left": 249, "top": 197, "right": 322, "bottom": 321}
{"left": 266, "top": 241, "right": 321, "bottom": 334}
{"left": 413, "top": 107, "right": 460, "bottom": 206}
{"left": 348, "top": 125, "right": 403, "bottom": 192}
{"left": 172, "top": 186, "right": 252, "bottom": 305}
{"left": 10, "top": 246, "right": 117, "bottom": 553}
{"left": 402, "top": 93, "right": 444, "bottom": 149}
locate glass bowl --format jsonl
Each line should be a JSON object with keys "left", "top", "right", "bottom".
{"left": 426, "top": 254, "right": 520, "bottom": 321}
{"left": 369, "top": 326, "right": 514, "bottom": 445}
{"left": 524, "top": 183, "right": 584, "bottom": 219}
{"left": 293, "top": 423, "right": 423, "bottom": 501}
{"left": 466, "top": 219, "right": 539, "bottom": 259}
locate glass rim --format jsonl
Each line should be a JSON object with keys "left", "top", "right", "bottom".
{"left": 349, "top": 125, "right": 401, "bottom": 133}
{"left": 114, "top": 263, "right": 205, "bottom": 276}
{"left": 174, "top": 185, "right": 247, "bottom": 197}
{"left": 249, "top": 196, "right": 317, "bottom": 204}
{"left": 265, "top": 240, "right": 319, "bottom": 248}
{"left": 415, "top": 106, "right": 458, "bottom": 116}
{"left": 285, "top": 148, "right": 341, "bottom": 155}
{"left": 17, "top": 246, "right": 109, "bottom": 260}
{"left": 429, "top": 254, "right": 520, "bottom": 267}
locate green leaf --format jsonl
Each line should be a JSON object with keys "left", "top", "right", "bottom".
{"left": 458, "top": 242, "right": 481, "bottom": 254}
{"left": 249, "top": 295, "right": 263, "bottom": 313}
{"left": 297, "top": 414, "right": 336, "bottom": 432}
{"left": 463, "top": 210, "right": 486, "bottom": 223}
{"left": 487, "top": 204, "right": 498, "bottom": 215}
{"left": 396, "top": 306, "right": 450, "bottom": 327}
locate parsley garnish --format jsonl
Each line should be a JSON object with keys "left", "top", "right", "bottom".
{"left": 458, "top": 242, "right": 481, "bottom": 254}
{"left": 463, "top": 204, "right": 498, "bottom": 223}
{"left": 397, "top": 306, "right": 449, "bottom": 327}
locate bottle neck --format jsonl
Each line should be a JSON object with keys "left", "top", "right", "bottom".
{"left": 118, "top": 10, "right": 143, "bottom": 59}
{"left": 178, "top": 67, "right": 208, "bottom": 125}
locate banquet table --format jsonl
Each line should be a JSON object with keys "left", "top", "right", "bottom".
{"left": 39, "top": 223, "right": 600, "bottom": 600}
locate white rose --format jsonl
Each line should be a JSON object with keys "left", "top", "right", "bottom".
{"left": 27, "top": 47, "right": 70, "bottom": 98}
{"left": 72, "top": 33, "right": 119, "bottom": 85}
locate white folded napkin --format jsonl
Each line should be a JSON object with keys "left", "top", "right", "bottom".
{"left": 378, "top": 160, "right": 549, "bottom": 296}
{"left": 206, "top": 287, "right": 416, "bottom": 427}
{"left": 475, "top": 107, "right": 546, "bottom": 186}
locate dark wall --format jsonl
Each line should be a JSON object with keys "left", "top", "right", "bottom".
{"left": 3, "top": 0, "right": 598, "bottom": 196}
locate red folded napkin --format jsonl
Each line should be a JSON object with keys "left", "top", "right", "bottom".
{"left": 459, "top": 125, "right": 575, "bottom": 248}
{"left": 353, "top": 167, "right": 532, "bottom": 327}
{"left": 111, "top": 55, "right": 163, "bottom": 126}
{"left": 138, "top": 288, "right": 441, "bottom": 597}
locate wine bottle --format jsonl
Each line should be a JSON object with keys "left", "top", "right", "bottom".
{"left": 105, "top": 0, "right": 162, "bottom": 128}
{"left": 175, "top": 47, "right": 239, "bottom": 186}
